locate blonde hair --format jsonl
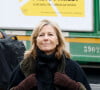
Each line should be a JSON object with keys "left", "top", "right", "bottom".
{"left": 25, "top": 19, "right": 70, "bottom": 59}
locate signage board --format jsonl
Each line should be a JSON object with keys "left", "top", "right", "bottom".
{"left": 0, "top": 0, "right": 94, "bottom": 31}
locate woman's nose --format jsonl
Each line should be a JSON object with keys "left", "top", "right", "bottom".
{"left": 44, "top": 35, "right": 49, "bottom": 40}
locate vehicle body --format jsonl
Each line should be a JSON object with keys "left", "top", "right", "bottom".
{"left": 0, "top": 0, "right": 100, "bottom": 67}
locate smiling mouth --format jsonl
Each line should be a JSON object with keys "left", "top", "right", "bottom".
{"left": 43, "top": 44, "right": 49, "bottom": 46}
{"left": 42, "top": 44, "right": 50, "bottom": 46}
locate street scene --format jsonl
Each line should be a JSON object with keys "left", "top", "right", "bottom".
{"left": 0, "top": 0, "right": 100, "bottom": 90}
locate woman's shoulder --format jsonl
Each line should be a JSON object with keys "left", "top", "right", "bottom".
{"left": 65, "top": 58, "right": 84, "bottom": 75}
{"left": 64, "top": 58, "right": 91, "bottom": 90}
{"left": 7, "top": 65, "right": 25, "bottom": 90}
{"left": 65, "top": 58, "right": 81, "bottom": 68}
{"left": 11, "top": 64, "right": 25, "bottom": 78}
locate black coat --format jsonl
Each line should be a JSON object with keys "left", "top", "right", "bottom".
{"left": 0, "top": 37, "right": 25, "bottom": 90}
{"left": 7, "top": 56, "right": 91, "bottom": 90}
{"left": 0, "top": 43, "right": 12, "bottom": 89}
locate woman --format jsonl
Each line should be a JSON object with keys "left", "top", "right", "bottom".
{"left": 8, "top": 20, "right": 91, "bottom": 90}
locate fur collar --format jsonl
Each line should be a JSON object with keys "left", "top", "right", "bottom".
{"left": 20, "top": 54, "right": 66, "bottom": 77}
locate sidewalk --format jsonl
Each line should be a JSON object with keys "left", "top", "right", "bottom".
{"left": 90, "top": 84, "right": 100, "bottom": 90}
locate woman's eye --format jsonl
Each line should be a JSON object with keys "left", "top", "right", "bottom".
{"left": 39, "top": 34, "right": 44, "bottom": 37}
{"left": 49, "top": 34, "right": 53, "bottom": 36}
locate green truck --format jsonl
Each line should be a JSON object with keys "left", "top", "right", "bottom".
{"left": 0, "top": 0, "right": 100, "bottom": 68}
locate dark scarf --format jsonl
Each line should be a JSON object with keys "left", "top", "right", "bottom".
{"left": 36, "top": 49, "right": 59, "bottom": 90}
{"left": 20, "top": 49, "right": 66, "bottom": 90}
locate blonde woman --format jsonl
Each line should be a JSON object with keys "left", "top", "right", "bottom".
{"left": 8, "top": 20, "right": 91, "bottom": 90}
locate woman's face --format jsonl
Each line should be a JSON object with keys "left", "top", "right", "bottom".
{"left": 36, "top": 25, "right": 58, "bottom": 55}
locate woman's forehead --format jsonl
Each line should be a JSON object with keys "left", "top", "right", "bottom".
{"left": 39, "top": 25, "right": 57, "bottom": 34}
